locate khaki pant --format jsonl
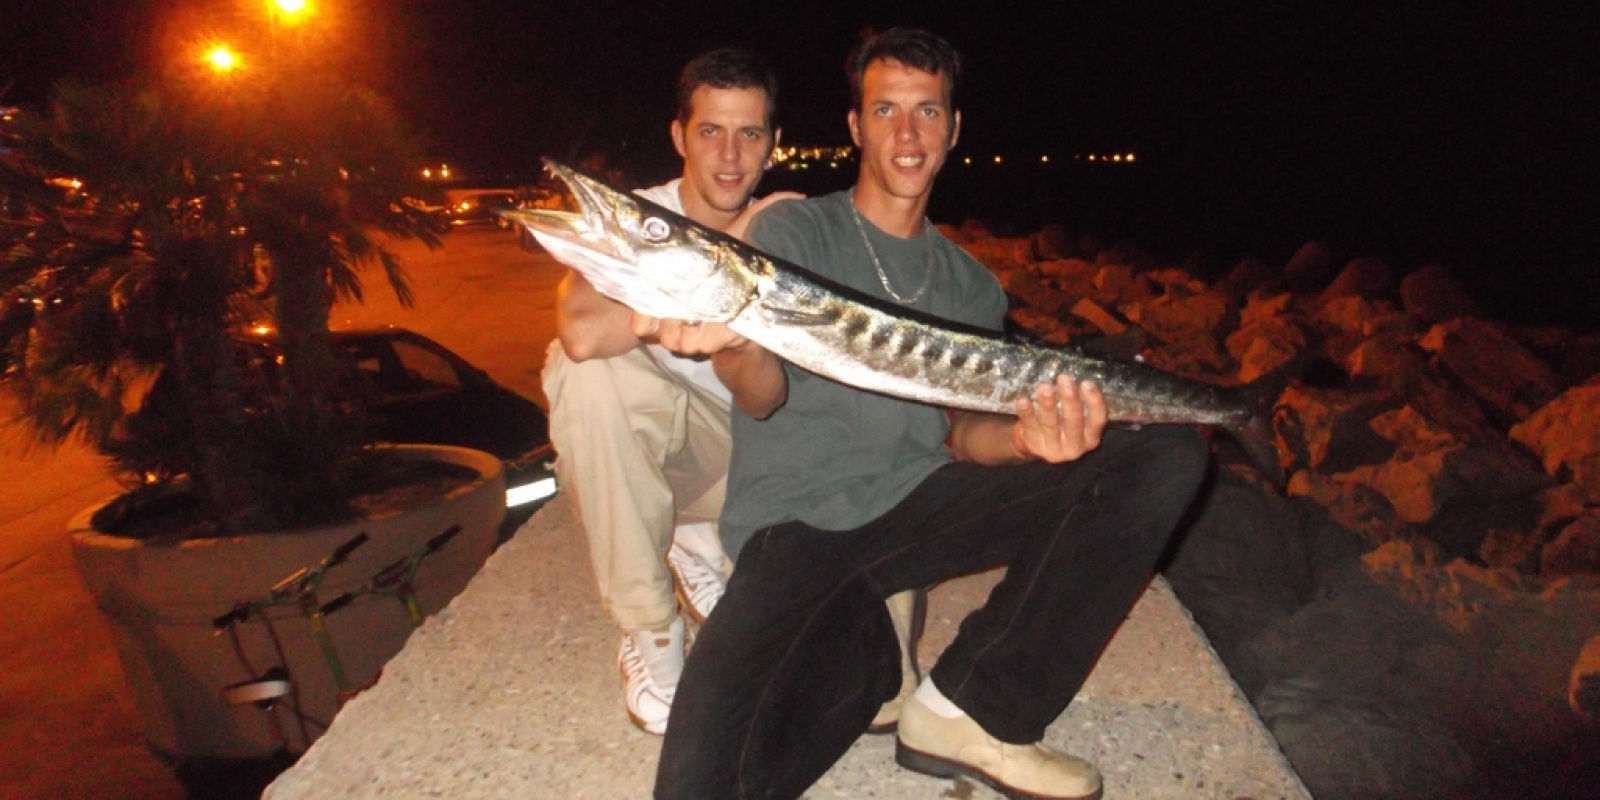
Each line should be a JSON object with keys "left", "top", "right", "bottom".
{"left": 543, "top": 341, "right": 732, "bottom": 631}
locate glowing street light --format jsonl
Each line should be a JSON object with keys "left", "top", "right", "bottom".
{"left": 205, "top": 45, "right": 240, "bottom": 73}
{"left": 273, "top": 0, "right": 309, "bottom": 19}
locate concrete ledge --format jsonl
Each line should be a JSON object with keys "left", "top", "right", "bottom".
{"left": 267, "top": 495, "right": 1312, "bottom": 799}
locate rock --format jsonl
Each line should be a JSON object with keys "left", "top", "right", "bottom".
{"left": 1316, "top": 296, "right": 1416, "bottom": 364}
{"left": 1570, "top": 636, "right": 1600, "bottom": 720}
{"left": 1400, "top": 264, "right": 1476, "bottom": 324}
{"left": 958, "top": 218, "right": 992, "bottom": 239}
{"left": 962, "top": 235, "right": 1034, "bottom": 273}
{"left": 1137, "top": 291, "right": 1229, "bottom": 345}
{"left": 1091, "top": 263, "right": 1137, "bottom": 302}
{"left": 1006, "top": 307, "right": 1090, "bottom": 345}
{"left": 1479, "top": 525, "right": 1544, "bottom": 574}
{"left": 1218, "top": 257, "right": 1281, "bottom": 306}
{"left": 1250, "top": 560, "right": 1476, "bottom": 800}
{"left": 1320, "top": 256, "right": 1394, "bottom": 306}
{"left": 1095, "top": 240, "right": 1153, "bottom": 271}
{"left": 1509, "top": 327, "right": 1600, "bottom": 384}
{"left": 1036, "top": 257, "right": 1094, "bottom": 284}
{"left": 1067, "top": 298, "right": 1128, "bottom": 336}
{"left": 1511, "top": 384, "right": 1600, "bottom": 501}
{"left": 1140, "top": 333, "right": 1232, "bottom": 377}
{"left": 1284, "top": 241, "right": 1338, "bottom": 293}
{"left": 1272, "top": 385, "right": 1399, "bottom": 474}
{"left": 1162, "top": 471, "right": 1367, "bottom": 696}
{"left": 1240, "top": 291, "right": 1296, "bottom": 326}
{"left": 1227, "top": 316, "right": 1310, "bottom": 383}
{"left": 1029, "top": 223, "right": 1072, "bottom": 260}
{"left": 1344, "top": 336, "right": 1427, "bottom": 382}
{"left": 996, "top": 269, "right": 1075, "bottom": 318}
{"left": 1290, "top": 470, "right": 1415, "bottom": 548}
{"left": 1419, "top": 318, "right": 1561, "bottom": 426}
{"left": 934, "top": 222, "right": 967, "bottom": 244}
{"left": 1349, "top": 441, "right": 1549, "bottom": 536}
{"left": 1542, "top": 510, "right": 1600, "bottom": 576}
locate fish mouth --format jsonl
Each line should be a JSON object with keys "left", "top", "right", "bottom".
{"left": 496, "top": 160, "right": 631, "bottom": 259}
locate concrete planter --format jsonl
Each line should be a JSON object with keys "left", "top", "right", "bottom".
{"left": 69, "top": 444, "right": 505, "bottom": 760}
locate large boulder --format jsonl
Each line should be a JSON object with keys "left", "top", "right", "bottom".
{"left": 1272, "top": 385, "right": 1399, "bottom": 475}
{"left": 1400, "top": 264, "right": 1476, "bottom": 324}
{"left": 1029, "top": 222, "right": 1073, "bottom": 260}
{"left": 1319, "top": 256, "right": 1394, "bottom": 306}
{"left": 1227, "top": 315, "right": 1311, "bottom": 384}
{"left": 1218, "top": 257, "right": 1281, "bottom": 306}
{"left": 1511, "top": 383, "right": 1600, "bottom": 502}
{"left": 1419, "top": 318, "right": 1562, "bottom": 426}
{"left": 1541, "top": 510, "right": 1600, "bottom": 576}
{"left": 1284, "top": 241, "right": 1338, "bottom": 293}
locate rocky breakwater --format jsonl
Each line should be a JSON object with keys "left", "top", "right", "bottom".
{"left": 949, "top": 225, "right": 1600, "bottom": 800}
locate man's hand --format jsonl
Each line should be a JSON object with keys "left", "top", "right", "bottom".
{"left": 630, "top": 314, "right": 748, "bottom": 357}
{"left": 725, "top": 191, "right": 804, "bottom": 242}
{"left": 1009, "top": 375, "right": 1109, "bottom": 463}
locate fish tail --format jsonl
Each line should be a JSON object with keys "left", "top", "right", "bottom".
{"left": 1219, "top": 357, "right": 1311, "bottom": 486}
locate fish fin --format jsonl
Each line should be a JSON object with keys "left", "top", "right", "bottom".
{"left": 1220, "top": 357, "right": 1312, "bottom": 487}
{"left": 1226, "top": 413, "right": 1286, "bottom": 487}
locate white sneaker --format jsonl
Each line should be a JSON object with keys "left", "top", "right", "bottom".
{"left": 667, "top": 537, "right": 727, "bottom": 624}
{"left": 618, "top": 617, "right": 685, "bottom": 735}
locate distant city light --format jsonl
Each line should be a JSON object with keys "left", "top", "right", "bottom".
{"left": 964, "top": 157, "right": 971, "bottom": 165}
{"left": 769, "top": 145, "right": 854, "bottom": 170}
{"left": 1041, "top": 155, "right": 1050, "bottom": 163}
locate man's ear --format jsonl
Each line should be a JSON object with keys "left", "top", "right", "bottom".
{"left": 670, "top": 118, "right": 688, "bottom": 159}
{"left": 847, "top": 110, "right": 861, "bottom": 148}
{"left": 949, "top": 110, "right": 961, "bottom": 150}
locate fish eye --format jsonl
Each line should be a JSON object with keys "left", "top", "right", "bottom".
{"left": 641, "top": 217, "right": 672, "bottom": 242}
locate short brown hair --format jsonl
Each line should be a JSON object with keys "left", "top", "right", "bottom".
{"left": 676, "top": 48, "right": 779, "bottom": 127}
{"left": 845, "top": 28, "right": 963, "bottom": 112}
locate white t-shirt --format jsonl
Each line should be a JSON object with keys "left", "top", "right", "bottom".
{"left": 630, "top": 180, "right": 733, "bottom": 406}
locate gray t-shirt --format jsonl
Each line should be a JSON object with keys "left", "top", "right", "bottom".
{"left": 719, "top": 190, "right": 1008, "bottom": 560}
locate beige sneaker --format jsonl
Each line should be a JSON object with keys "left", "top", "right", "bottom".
{"left": 896, "top": 693, "right": 1103, "bottom": 800}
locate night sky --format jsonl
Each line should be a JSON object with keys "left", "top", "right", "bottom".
{"left": 5, "top": 1, "right": 1598, "bottom": 324}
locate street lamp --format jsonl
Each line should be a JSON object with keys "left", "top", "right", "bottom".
{"left": 205, "top": 45, "right": 240, "bottom": 74}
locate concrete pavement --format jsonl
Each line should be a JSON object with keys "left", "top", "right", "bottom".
{"left": 266, "top": 493, "right": 1311, "bottom": 799}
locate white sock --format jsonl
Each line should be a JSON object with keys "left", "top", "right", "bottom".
{"left": 914, "top": 678, "right": 967, "bottom": 719}
{"left": 628, "top": 616, "right": 686, "bottom": 694}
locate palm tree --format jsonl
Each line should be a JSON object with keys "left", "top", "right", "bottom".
{"left": 1, "top": 67, "right": 441, "bottom": 536}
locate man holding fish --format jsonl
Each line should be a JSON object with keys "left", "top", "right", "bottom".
{"left": 643, "top": 28, "right": 1211, "bottom": 800}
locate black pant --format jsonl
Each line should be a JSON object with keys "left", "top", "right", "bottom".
{"left": 656, "top": 426, "right": 1209, "bottom": 800}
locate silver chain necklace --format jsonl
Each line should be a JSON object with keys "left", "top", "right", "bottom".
{"left": 848, "top": 196, "right": 932, "bottom": 305}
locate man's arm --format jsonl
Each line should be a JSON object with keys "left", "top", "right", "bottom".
{"left": 948, "top": 375, "right": 1108, "bottom": 465}
{"left": 556, "top": 271, "right": 641, "bottom": 362}
{"left": 634, "top": 317, "right": 787, "bottom": 419}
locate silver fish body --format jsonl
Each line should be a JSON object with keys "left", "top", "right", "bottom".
{"left": 504, "top": 161, "right": 1287, "bottom": 478}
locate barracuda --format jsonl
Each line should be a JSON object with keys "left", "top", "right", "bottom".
{"left": 503, "top": 161, "right": 1290, "bottom": 481}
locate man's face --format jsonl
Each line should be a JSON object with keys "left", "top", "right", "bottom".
{"left": 848, "top": 59, "right": 961, "bottom": 205}
{"left": 671, "top": 85, "right": 776, "bottom": 222}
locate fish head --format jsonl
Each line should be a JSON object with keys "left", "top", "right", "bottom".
{"left": 500, "top": 160, "right": 759, "bottom": 323}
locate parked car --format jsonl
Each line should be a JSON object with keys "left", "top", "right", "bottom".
{"left": 139, "top": 326, "right": 557, "bottom": 537}
{"left": 442, "top": 189, "right": 519, "bottom": 229}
